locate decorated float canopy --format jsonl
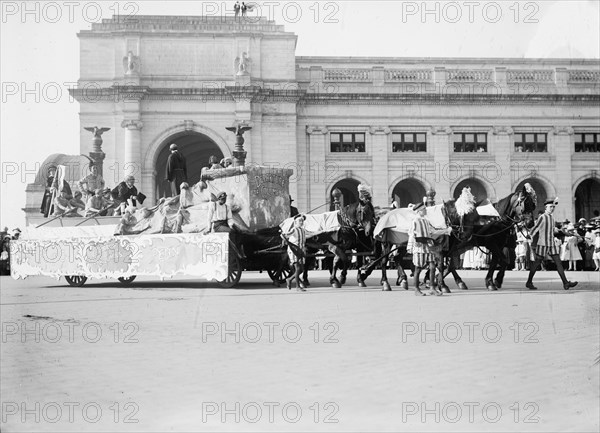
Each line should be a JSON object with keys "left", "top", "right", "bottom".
{"left": 202, "top": 164, "right": 294, "bottom": 232}
{"left": 33, "top": 153, "right": 95, "bottom": 186}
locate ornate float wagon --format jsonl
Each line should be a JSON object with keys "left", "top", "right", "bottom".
{"left": 11, "top": 164, "right": 294, "bottom": 288}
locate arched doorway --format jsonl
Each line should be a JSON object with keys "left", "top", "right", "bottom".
{"left": 575, "top": 178, "right": 600, "bottom": 220}
{"left": 453, "top": 178, "right": 488, "bottom": 202}
{"left": 330, "top": 178, "right": 360, "bottom": 210}
{"left": 392, "top": 179, "right": 427, "bottom": 208}
{"left": 155, "top": 132, "right": 223, "bottom": 198}
{"left": 515, "top": 178, "right": 548, "bottom": 216}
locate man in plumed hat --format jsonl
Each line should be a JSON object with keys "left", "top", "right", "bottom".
{"left": 166, "top": 143, "right": 188, "bottom": 196}
{"left": 526, "top": 198, "right": 578, "bottom": 290}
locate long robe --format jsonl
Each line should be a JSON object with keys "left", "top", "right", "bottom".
{"left": 166, "top": 151, "right": 188, "bottom": 196}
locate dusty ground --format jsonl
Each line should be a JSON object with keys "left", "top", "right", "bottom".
{"left": 1, "top": 270, "right": 599, "bottom": 432}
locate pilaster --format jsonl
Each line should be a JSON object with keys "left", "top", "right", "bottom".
{"left": 306, "top": 126, "right": 329, "bottom": 212}
{"left": 553, "top": 126, "right": 574, "bottom": 221}
{"left": 429, "top": 126, "right": 453, "bottom": 199}
{"left": 492, "top": 126, "right": 514, "bottom": 199}
{"left": 369, "top": 126, "right": 391, "bottom": 207}
{"left": 121, "top": 119, "right": 144, "bottom": 180}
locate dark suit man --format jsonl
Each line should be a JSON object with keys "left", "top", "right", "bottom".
{"left": 166, "top": 144, "right": 188, "bottom": 196}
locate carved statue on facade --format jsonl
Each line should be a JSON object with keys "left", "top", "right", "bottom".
{"left": 123, "top": 51, "right": 140, "bottom": 74}
{"left": 234, "top": 52, "right": 250, "bottom": 76}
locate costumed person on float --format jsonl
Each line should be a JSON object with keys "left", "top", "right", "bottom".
{"left": 526, "top": 198, "right": 578, "bottom": 290}
{"left": 165, "top": 143, "right": 188, "bottom": 196}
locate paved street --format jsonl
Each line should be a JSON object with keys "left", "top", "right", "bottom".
{"left": 1, "top": 270, "right": 599, "bottom": 432}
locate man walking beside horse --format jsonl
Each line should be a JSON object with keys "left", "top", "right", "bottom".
{"left": 411, "top": 202, "right": 452, "bottom": 296}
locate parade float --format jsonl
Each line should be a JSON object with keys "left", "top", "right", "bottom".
{"left": 11, "top": 127, "right": 295, "bottom": 288}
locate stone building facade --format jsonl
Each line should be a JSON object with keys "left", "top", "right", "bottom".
{"left": 25, "top": 15, "right": 600, "bottom": 224}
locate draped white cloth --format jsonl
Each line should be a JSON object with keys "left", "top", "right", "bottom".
{"left": 279, "top": 211, "right": 341, "bottom": 239}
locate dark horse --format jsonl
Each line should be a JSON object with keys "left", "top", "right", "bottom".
{"left": 300, "top": 199, "right": 375, "bottom": 288}
{"left": 360, "top": 191, "right": 479, "bottom": 292}
{"left": 442, "top": 184, "right": 537, "bottom": 291}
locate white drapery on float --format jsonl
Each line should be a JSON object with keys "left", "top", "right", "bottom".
{"left": 11, "top": 233, "right": 230, "bottom": 281}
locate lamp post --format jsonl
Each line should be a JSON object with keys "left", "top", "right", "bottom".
{"left": 226, "top": 123, "right": 252, "bottom": 167}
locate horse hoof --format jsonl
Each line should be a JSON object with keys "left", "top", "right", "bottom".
{"left": 400, "top": 281, "right": 409, "bottom": 290}
{"left": 442, "top": 285, "right": 451, "bottom": 294}
{"left": 332, "top": 282, "right": 341, "bottom": 289}
{"left": 302, "top": 280, "right": 311, "bottom": 287}
{"left": 487, "top": 284, "right": 498, "bottom": 291}
{"left": 458, "top": 282, "right": 468, "bottom": 290}
{"left": 382, "top": 282, "right": 391, "bottom": 291}
{"left": 340, "top": 277, "right": 346, "bottom": 285}
{"left": 493, "top": 280, "right": 502, "bottom": 289}
{"left": 358, "top": 281, "right": 367, "bottom": 288}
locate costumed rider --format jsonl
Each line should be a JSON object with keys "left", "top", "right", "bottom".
{"left": 112, "top": 175, "right": 146, "bottom": 215}
{"left": 206, "top": 191, "right": 245, "bottom": 258}
{"left": 281, "top": 213, "right": 307, "bottom": 292}
{"left": 526, "top": 198, "right": 578, "bottom": 290}
{"left": 411, "top": 201, "right": 452, "bottom": 296}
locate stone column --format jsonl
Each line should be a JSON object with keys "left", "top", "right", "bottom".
{"left": 492, "top": 126, "right": 513, "bottom": 200}
{"left": 121, "top": 119, "right": 144, "bottom": 180}
{"left": 429, "top": 126, "right": 453, "bottom": 198}
{"left": 553, "top": 126, "right": 574, "bottom": 221}
{"left": 369, "top": 126, "right": 391, "bottom": 208}
{"left": 306, "top": 126, "right": 328, "bottom": 212}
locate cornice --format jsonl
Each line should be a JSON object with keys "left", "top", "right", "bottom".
{"left": 68, "top": 86, "right": 600, "bottom": 106}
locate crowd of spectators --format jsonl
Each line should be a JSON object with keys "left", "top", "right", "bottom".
{"left": 514, "top": 215, "right": 600, "bottom": 272}
{"left": 0, "top": 227, "right": 21, "bottom": 276}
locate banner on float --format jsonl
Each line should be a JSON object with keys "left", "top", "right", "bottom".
{"left": 10, "top": 233, "right": 229, "bottom": 281}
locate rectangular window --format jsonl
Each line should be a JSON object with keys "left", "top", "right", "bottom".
{"left": 330, "top": 132, "right": 366, "bottom": 152}
{"left": 514, "top": 133, "right": 547, "bottom": 152}
{"left": 454, "top": 132, "right": 487, "bottom": 152}
{"left": 392, "top": 132, "right": 427, "bottom": 152}
{"left": 574, "top": 133, "right": 600, "bottom": 152}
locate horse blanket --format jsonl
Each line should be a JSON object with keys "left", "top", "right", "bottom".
{"left": 476, "top": 201, "right": 500, "bottom": 217}
{"left": 279, "top": 211, "right": 341, "bottom": 239}
{"left": 373, "top": 205, "right": 448, "bottom": 244}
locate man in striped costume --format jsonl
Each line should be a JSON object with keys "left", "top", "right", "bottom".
{"left": 526, "top": 198, "right": 578, "bottom": 290}
{"left": 282, "top": 214, "right": 307, "bottom": 292}
{"left": 411, "top": 202, "right": 451, "bottom": 296}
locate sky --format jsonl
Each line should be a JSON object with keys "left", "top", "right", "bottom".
{"left": 1, "top": 0, "right": 599, "bottom": 229}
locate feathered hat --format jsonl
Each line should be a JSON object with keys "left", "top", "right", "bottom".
{"left": 357, "top": 184, "right": 373, "bottom": 200}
